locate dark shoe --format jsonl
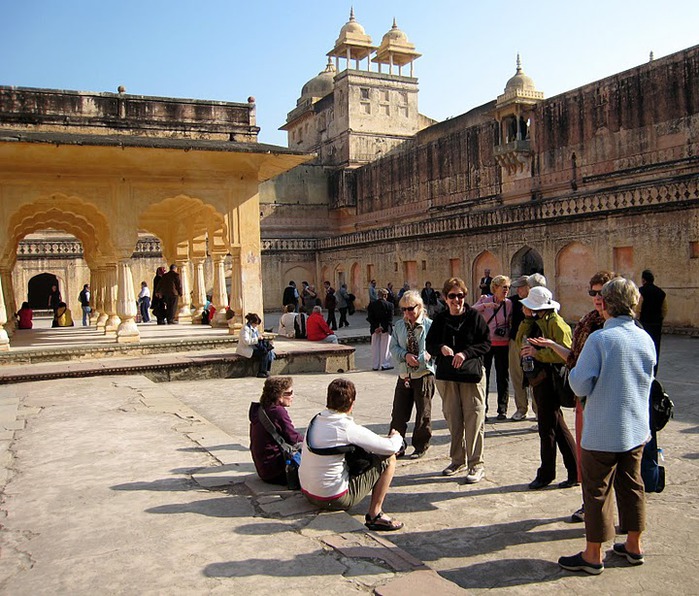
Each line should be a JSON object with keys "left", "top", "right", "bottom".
{"left": 558, "top": 479, "right": 580, "bottom": 489}
{"left": 442, "top": 463, "right": 465, "bottom": 477}
{"left": 558, "top": 552, "right": 604, "bottom": 575}
{"left": 410, "top": 448, "right": 427, "bottom": 459}
{"left": 256, "top": 372, "right": 270, "bottom": 378}
{"left": 372, "top": 368, "right": 379, "bottom": 371}
{"left": 496, "top": 413, "right": 507, "bottom": 420}
{"left": 528, "top": 478, "right": 551, "bottom": 490}
{"left": 570, "top": 506, "right": 585, "bottom": 523}
{"left": 396, "top": 447, "right": 407, "bottom": 458}
{"left": 612, "top": 543, "right": 645, "bottom": 565}
{"left": 364, "top": 512, "right": 403, "bottom": 532}
{"left": 381, "top": 365, "right": 394, "bottom": 371}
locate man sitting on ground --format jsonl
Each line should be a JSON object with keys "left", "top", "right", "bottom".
{"left": 307, "top": 305, "right": 338, "bottom": 343}
{"left": 299, "top": 378, "right": 404, "bottom": 531}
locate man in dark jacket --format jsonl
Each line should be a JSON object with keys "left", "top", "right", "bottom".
{"left": 158, "top": 264, "right": 183, "bottom": 324}
{"left": 282, "top": 281, "right": 299, "bottom": 311}
{"left": 639, "top": 269, "right": 667, "bottom": 374}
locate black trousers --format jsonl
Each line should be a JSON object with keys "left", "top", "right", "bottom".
{"left": 389, "top": 374, "right": 435, "bottom": 452}
{"left": 338, "top": 307, "right": 349, "bottom": 327}
{"left": 163, "top": 294, "right": 179, "bottom": 323}
{"left": 326, "top": 308, "right": 337, "bottom": 330}
{"left": 532, "top": 374, "right": 577, "bottom": 483}
{"left": 484, "top": 344, "right": 510, "bottom": 414}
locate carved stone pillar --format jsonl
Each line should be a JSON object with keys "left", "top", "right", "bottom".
{"left": 103, "top": 265, "right": 121, "bottom": 334}
{"left": 88, "top": 270, "right": 98, "bottom": 325}
{"left": 191, "top": 258, "right": 206, "bottom": 323}
{"left": 116, "top": 260, "right": 140, "bottom": 343}
{"left": 227, "top": 251, "right": 243, "bottom": 335}
{"left": 0, "top": 274, "right": 10, "bottom": 351}
{"left": 96, "top": 268, "right": 108, "bottom": 329}
{"left": 1, "top": 269, "right": 16, "bottom": 336}
{"left": 211, "top": 253, "right": 229, "bottom": 327}
{"left": 176, "top": 260, "right": 192, "bottom": 324}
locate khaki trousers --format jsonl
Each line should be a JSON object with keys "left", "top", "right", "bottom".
{"left": 508, "top": 340, "right": 529, "bottom": 414}
{"left": 437, "top": 375, "right": 486, "bottom": 468}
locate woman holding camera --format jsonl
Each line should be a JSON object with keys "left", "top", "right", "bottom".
{"left": 473, "top": 275, "right": 512, "bottom": 420}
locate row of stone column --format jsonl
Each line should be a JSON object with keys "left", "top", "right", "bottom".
{"left": 0, "top": 254, "right": 242, "bottom": 351}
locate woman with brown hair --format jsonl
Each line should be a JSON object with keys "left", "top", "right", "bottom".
{"left": 426, "top": 277, "right": 491, "bottom": 483}
{"left": 249, "top": 376, "right": 303, "bottom": 485}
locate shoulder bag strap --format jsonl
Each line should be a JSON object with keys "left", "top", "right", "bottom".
{"left": 258, "top": 407, "right": 293, "bottom": 455}
{"left": 306, "top": 413, "right": 355, "bottom": 456}
{"left": 485, "top": 301, "right": 505, "bottom": 325}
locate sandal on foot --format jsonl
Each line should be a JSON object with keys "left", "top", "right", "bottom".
{"left": 364, "top": 512, "right": 404, "bottom": 531}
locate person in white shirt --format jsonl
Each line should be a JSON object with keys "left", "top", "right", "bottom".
{"left": 138, "top": 281, "right": 151, "bottom": 323}
{"left": 299, "top": 378, "right": 404, "bottom": 531}
{"left": 277, "top": 304, "right": 297, "bottom": 338}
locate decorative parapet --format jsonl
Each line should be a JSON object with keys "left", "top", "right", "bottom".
{"left": 262, "top": 238, "right": 318, "bottom": 252}
{"left": 317, "top": 177, "right": 699, "bottom": 249}
{"left": 17, "top": 236, "right": 163, "bottom": 259}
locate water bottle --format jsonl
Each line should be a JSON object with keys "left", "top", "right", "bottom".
{"left": 521, "top": 336, "right": 535, "bottom": 372}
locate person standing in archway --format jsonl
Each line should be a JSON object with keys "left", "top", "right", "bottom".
{"left": 48, "top": 284, "right": 62, "bottom": 314}
{"left": 158, "top": 264, "right": 182, "bottom": 324}
{"left": 78, "top": 284, "right": 91, "bottom": 326}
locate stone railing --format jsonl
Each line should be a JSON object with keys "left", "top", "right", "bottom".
{"left": 17, "top": 239, "right": 83, "bottom": 259}
{"left": 17, "top": 237, "right": 163, "bottom": 259}
{"left": 317, "top": 177, "right": 699, "bottom": 249}
{"left": 262, "top": 238, "right": 318, "bottom": 252}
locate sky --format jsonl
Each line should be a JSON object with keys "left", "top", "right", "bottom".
{"left": 2, "top": 1, "right": 698, "bottom": 147}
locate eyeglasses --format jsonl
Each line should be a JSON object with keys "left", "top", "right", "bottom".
{"left": 401, "top": 305, "right": 417, "bottom": 312}
{"left": 588, "top": 290, "right": 602, "bottom": 297}
{"left": 447, "top": 293, "right": 465, "bottom": 300}
{"left": 282, "top": 389, "right": 294, "bottom": 396}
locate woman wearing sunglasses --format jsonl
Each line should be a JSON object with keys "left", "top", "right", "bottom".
{"left": 388, "top": 290, "right": 435, "bottom": 459}
{"left": 426, "top": 277, "right": 491, "bottom": 483}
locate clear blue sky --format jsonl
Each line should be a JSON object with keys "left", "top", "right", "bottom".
{"left": 2, "top": 1, "right": 697, "bottom": 147}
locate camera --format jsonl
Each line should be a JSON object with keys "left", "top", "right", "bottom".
{"left": 494, "top": 327, "right": 507, "bottom": 337}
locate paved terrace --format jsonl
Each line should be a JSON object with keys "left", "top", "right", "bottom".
{"left": 0, "top": 316, "right": 696, "bottom": 594}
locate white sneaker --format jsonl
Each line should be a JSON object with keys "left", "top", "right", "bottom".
{"left": 464, "top": 466, "right": 485, "bottom": 484}
{"left": 511, "top": 411, "right": 527, "bottom": 421}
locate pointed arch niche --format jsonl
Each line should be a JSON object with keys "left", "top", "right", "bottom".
{"left": 510, "top": 246, "right": 544, "bottom": 279}
{"left": 556, "top": 241, "right": 597, "bottom": 322}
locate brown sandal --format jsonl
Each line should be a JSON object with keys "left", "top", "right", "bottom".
{"left": 364, "top": 512, "right": 404, "bottom": 531}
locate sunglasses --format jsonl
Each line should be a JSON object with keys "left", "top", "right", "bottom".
{"left": 282, "top": 389, "right": 294, "bottom": 396}
{"left": 588, "top": 290, "right": 602, "bottom": 297}
{"left": 447, "top": 293, "right": 465, "bottom": 300}
{"left": 401, "top": 305, "right": 417, "bottom": 312}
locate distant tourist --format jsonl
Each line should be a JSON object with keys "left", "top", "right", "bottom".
{"left": 158, "top": 264, "right": 182, "bottom": 325}
{"left": 307, "top": 306, "right": 338, "bottom": 343}
{"left": 367, "top": 288, "right": 394, "bottom": 371}
{"left": 478, "top": 269, "right": 492, "bottom": 296}
{"left": 16, "top": 302, "right": 33, "bottom": 329}
{"left": 282, "top": 281, "right": 299, "bottom": 312}
{"left": 52, "top": 302, "right": 74, "bottom": 327}
{"left": 78, "top": 283, "right": 91, "bottom": 326}
{"left": 277, "top": 304, "right": 297, "bottom": 338}
{"left": 48, "top": 284, "right": 62, "bottom": 313}
{"left": 237, "top": 313, "right": 275, "bottom": 378}
{"left": 138, "top": 282, "right": 151, "bottom": 323}
{"left": 638, "top": 269, "right": 667, "bottom": 374}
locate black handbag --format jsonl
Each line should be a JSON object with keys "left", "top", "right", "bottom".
{"left": 306, "top": 414, "right": 375, "bottom": 477}
{"left": 550, "top": 364, "right": 576, "bottom": 408}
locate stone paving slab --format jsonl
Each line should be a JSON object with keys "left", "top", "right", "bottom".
{"left": 0, "top": 335, "right": 696, "bottom": 594}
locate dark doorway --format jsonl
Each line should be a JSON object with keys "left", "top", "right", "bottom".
{"left": 511, "top": 247, "right": 544, "bottom": 279}
{"left": 28, "top": 273, "right": 59, "bottom": 310}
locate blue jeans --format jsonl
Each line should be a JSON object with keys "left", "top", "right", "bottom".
{"left": 139, "top": 297, "right": 151, "bottom": 323}
{"left": 81, "top": 305, "right": 91, "bottom": 326}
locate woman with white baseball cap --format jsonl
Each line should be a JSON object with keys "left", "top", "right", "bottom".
{"left": 516, "top": 287, "right": 578, "bottom": 491}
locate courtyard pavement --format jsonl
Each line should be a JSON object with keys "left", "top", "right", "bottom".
{"left": 0, "top": 321, "right": 697, "bottom": 594}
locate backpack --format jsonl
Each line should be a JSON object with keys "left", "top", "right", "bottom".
{"left": 650, "top": 379, "right": 674, "bottom": 432}
{"left": 294, "top": 313, "right": 307, "bottom": 339}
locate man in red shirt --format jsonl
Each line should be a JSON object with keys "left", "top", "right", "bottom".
{"left": 307, "top": 306, "right": 339, "bottom": 343}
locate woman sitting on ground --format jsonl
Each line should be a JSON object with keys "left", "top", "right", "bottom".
{"left": 52, "top": 302, "right": 74, "bottom": 327}
{"left": 236, "top": 313, "right": 275, "bottom": 378}
{"left": 249, "top": 376, "right": 303, "bottom": 485}
{"left": 16, "top": 302, "right": 33, "bottom": 329}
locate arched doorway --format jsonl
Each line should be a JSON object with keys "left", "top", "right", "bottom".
{"left": 27, "top": 272, "right": 59, "bottom": 310}
{"left": 510, "top": 246, "right": 544, "bottom": 279}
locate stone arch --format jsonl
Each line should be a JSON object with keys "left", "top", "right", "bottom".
{"left": 3, "top": 193, "right": 114, "bottom": 268}
{"left": 510, "top": 246, "right": 544, "bottom": 279}
{"left": 472, "top": 251, "right": 500, "bottom": 297}
{"left": 333, "top": 264, "right": 346, "bottom": 289}
{"left": 27, "top": 272, "right": 59, "bottom": 310}
{"left": 138, "top": 195, "right": 228, "bottom": 262}
{"left": 556, "top": 241, "right": 597, "bottom": 322}
{"left": 320, "top": 265, "right": 329, "bottom": 286}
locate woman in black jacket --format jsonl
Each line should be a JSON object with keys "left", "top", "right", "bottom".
{"left": 426, "top": 277, "right": 490, "bottom": 483}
